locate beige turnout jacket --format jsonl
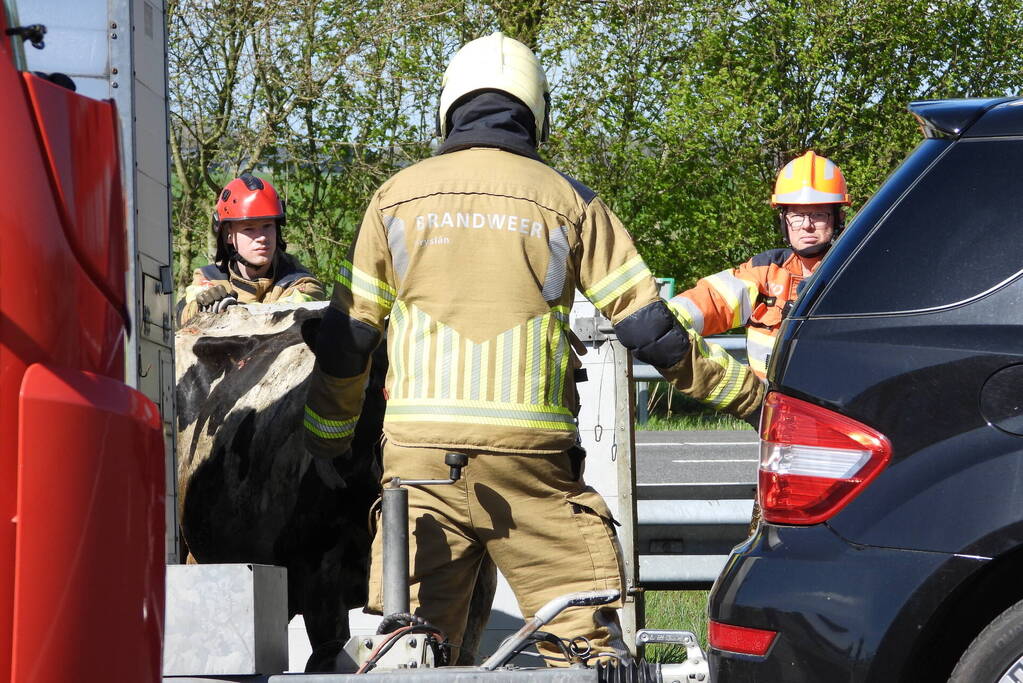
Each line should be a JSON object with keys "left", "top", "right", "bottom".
{"left": 180, "top": 253, "right": 325, "bottom": 324}
{"left": 305, "top": 147, "right": 761, "bottom": 456}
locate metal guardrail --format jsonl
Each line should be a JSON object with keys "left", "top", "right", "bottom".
{"left": 635, "top": 483, "right": 757, "bottom": 589}
{"left": 630, "top": 336, "right": 756, "bottom": 588}
{"left": 632, "top": 335, "right": 747, "bottom": 381}
{"left": 578, "top": 319, "right": 758, "bottom": 589}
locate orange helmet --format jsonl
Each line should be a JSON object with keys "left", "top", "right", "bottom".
{"left": 771, "top": 151, "right": 850, "bottom": 207}
{"left": 211, "top": 173, "right": 287, "bottom": 263}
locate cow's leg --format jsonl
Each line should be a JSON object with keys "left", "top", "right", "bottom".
{"left": 302, "top": 608, "right": 349, "bottom": 673}
{"left": 299, "top": 484, "right": 374, "bottom": 673}
{"left": 456, "top": 552, "right": 497, "bottom": 665}
{"left": 300, "top": 551, "right": 351, "bottom": 673}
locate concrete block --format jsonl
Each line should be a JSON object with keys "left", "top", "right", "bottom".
{"left": 164, "top": 564, "right": 288, "bottom": 676}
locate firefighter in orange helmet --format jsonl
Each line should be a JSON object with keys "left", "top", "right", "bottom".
{"left": 668, "top": 151, "right": 850, "bottom": 383}
{"left": 179, "top": 173, "right": 325, "bottom": 323}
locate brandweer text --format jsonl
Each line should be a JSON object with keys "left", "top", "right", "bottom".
{"left": 415, "top": 212, "right": 545, "bottom": 239}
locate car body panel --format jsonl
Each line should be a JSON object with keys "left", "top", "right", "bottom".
{"left": 709, "top": 524, "right": 986, "bottom": 682}
{"left": 710, "top": 97, "right": 1023, "bottom": 681}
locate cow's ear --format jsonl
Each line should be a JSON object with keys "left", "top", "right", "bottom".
{"left": 301, "top": 317, "right": 321, "bottom": 350}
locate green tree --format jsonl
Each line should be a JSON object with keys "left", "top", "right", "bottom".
{"left": 547, "top": 0, "right": 1023, "bottom": 287}
{"left": 168, "top": 0, "right": 1023, "bottom": 295}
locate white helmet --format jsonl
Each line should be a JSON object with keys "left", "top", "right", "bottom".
{"left": 438, "top": 32, "right": 550, "bottom": 141}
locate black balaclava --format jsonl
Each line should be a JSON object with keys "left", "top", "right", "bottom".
{"left": 437, "top": 90, "right": 542, "bottom": 161}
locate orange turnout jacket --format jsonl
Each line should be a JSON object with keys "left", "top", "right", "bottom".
{"left": 669, "top": 247, "right": 824, "bottom": 379}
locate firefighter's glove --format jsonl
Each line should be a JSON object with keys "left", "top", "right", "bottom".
{"left": 313, "top": 454, "right": 347, "bottom": 491}
{"left": 743, "top": 405, "right": 763, "bottom": 433}
{"left": 196, "top": 285, "right": 238, "bottom": 313}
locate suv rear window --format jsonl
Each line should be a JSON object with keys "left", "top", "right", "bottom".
{"left": 812, "top": 138, "right": 1023, "bottom": 316}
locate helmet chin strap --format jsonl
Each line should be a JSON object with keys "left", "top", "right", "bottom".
{"left": 228, "top": 246, "right": 277, "bottom": 281}
{"left": 228, "top": 246, "right": 261, "bottom": 270}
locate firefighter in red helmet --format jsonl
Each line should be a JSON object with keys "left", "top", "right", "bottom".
{"left": 179, "top": 173, "right": 325, "bottom": 323}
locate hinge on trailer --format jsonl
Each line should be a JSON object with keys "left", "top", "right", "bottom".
{"left": 6, "top": 24, "right": 46, "bottom": 50}
{"left": 158, "top": 265, "right": 174, "bottom": 295}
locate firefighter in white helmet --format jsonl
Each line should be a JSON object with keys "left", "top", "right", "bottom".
{"left": 304, "top": 33, "right": 763, "bottom": 666}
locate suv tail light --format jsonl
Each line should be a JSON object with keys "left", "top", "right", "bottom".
{"left": 759, "top": 392, "right": 892, "bottom": 525}
{"left": 708, "top": 620, "right": 777, "bottom": 656}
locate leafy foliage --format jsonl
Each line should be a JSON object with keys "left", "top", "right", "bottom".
{"left": 169, "top": 0, "right": 1023, "bottom": 294}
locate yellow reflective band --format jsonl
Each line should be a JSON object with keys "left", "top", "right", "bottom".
{"left": 667, "top": 296, "right": 706, "bottom": 336}
{"left": 691, "top": 331, "right": 730, "bottom": 366}
{"left": 534, "top": 314, "right": 551, "bottom": 403}
{"left": 745, "top": 327, "right": 775, "bottom": 377}
{"left": 479, "top": 339, "right": 490, "bottom": 401}
{"left": 744, "top": 279, "right": 760, "bottom": 312}
{"left": 586, "top": 255, "right": 653, "bottom": 309}
{"left": 338, "top": 260, "right": 396, "bottom": 309}
{"left": 389, "top": 301, "right": 409, "bottom": 398}
{"left": 303, "top": 405, "right": 357, "bottom": 440}
{"left": 386, "top": 399, "right": 575, "bottom": 431}
{"left": 463, "top": 341, "right": 474, "bottom": 400}
{"left": 417, "top": 308, "right": 432, "bottom": 399}
{"left": 524, "top": 316, "right": 536, "bottom": 403}
{"left": 705, "top": 272, "right": 746, "bottom": 329}
{"left": 406, "top": 302, "right": 421, "bottom": 398}
{"left": 510, "top": 326, "right": 522, "bottom": 403}
{"left": 547, "top": 305, "right": 570, "bottom": 403}
{"left": 667, "top": 301, "right": 693, "bottom": 326}
{"left": 429, "top": 322, "right": 458, "bottom": 400}
{"left": 704, "top": 355, "right": 746, "bottom": 409}
{"left": 666, "top": 300, "right": 698, "bottom": 332}
{"left": 278, "top": 290, "right": 319, "bottom": 304}
{"left": 493, "top": 332, "right": 506, "bottom": 402}
{"left": 445, "top": 325, "right": 459, "bottom": 399}
{"left": 388, "top": 303, "right": 570, "bottom": 411}
{"left": 745, "top": 327, "right": 776, "bottom": 352}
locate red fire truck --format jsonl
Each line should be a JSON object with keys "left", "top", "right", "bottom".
{"left": 0, "top": 1, "right": 172, "bottom": 681}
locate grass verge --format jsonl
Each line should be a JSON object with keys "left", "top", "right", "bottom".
{"left": 640, "top": 413, "right": 751, "bottom": 431}
{"left": 642, "top": 590, "right": 710, "bottom": 663}
{"left": 638, "top": 383, "right": 754, "bottom": 431}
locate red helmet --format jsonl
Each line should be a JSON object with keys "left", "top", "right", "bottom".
{"left": 211, "top": 173, "right": 285, "bottom": 234}
{"left": 211, "top": 173, "right": 287, "bottom": 263}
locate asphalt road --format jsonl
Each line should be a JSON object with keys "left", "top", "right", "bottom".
{"left": 634, "top": 430, "right": 760, "bottom": 486}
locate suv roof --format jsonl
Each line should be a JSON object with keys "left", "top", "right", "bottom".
{"left": 912, "top": 96, "right": 1023, "bottom": 139}
{"left": 910, "top": 97, "right": 1021, "bottom": 138}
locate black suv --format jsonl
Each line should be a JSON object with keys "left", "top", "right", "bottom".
{"left": 706, "top": 97, "right": 1023, "bottom": 682}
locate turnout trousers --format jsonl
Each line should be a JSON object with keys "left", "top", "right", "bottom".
{"left": 366, "top": 441, "right": 625, "bottom": 665}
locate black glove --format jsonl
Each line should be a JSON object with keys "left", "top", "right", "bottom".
{"left": 312, "top": 455, "right": 347, "bottom": 491}
{"left": 743, "top": 406, "right": 763, "bottom": 432}
{"left": 196, "top": 285, "right": 238, "bottom": 313}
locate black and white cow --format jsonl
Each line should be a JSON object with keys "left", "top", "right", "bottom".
{"left": 175, "top": 303, "right": 495, "bottom": 671}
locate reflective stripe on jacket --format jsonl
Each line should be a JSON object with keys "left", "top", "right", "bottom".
{"left": 305, "top": 146, "right": 762, "bottom": 456}
{"left": 670, "top": 247, "right": 822, "bottom": 379}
